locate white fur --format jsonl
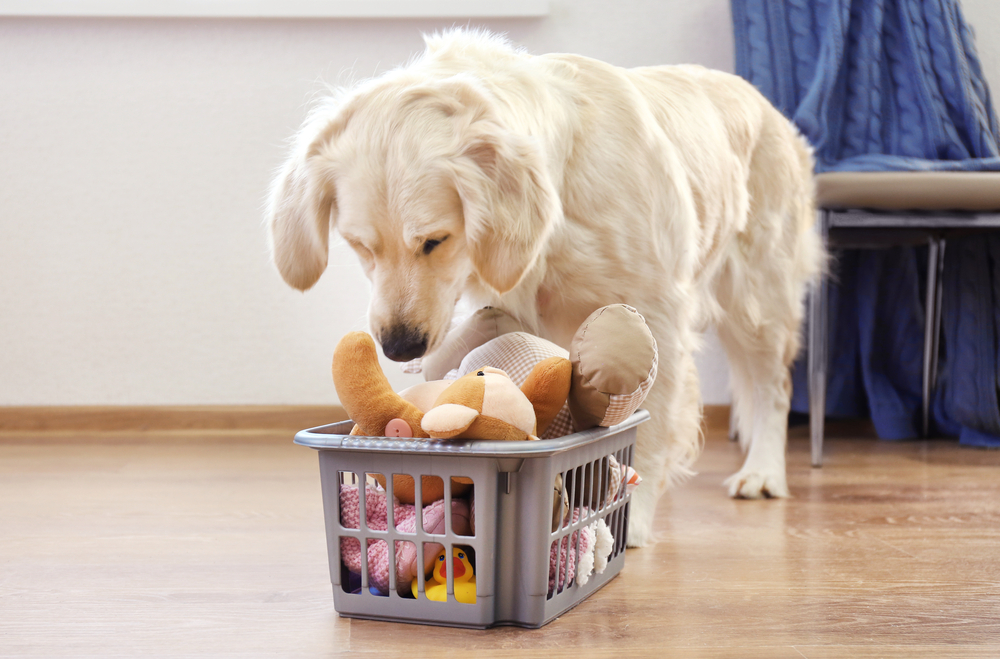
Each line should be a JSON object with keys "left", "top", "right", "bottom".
{"left": 268, "top": 30, "right": 825, "bottom": 547}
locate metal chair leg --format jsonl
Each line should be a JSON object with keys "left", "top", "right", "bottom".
{"left": 927, "top": 238, "right": 946, "bottom": 435}
{"left": 809, "top": 210, "right": 830, "bottom": 468}
{"left": 921, "top": 237, "right": 940, "bottom": 437}
{"left": 932, "top": 239, "right": 946, "bottom": 388}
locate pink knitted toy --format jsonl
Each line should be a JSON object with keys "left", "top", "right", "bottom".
{"left": 339, "top": 484, "right": 471, "bottom": 595}
{"left": 548, "top": 509, "right": 615, "bottom": 595}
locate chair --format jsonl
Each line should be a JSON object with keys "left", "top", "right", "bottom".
{"left": 807, "top": 171, "right": 1000, "bottom": 466}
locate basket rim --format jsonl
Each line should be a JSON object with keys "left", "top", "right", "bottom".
{"left": 293, "top": 409, "right": 649, "bottom": 459}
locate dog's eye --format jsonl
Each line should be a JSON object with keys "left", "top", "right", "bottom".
{"left": 422, "top": 236, "right": 448, "bottom": 255}
{"left": 476, "top": 370, "right": 484, "bottom": 376}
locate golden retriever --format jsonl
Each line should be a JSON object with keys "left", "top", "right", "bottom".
{"left": 267, "top": 29, "right": 823, "bottom": 547}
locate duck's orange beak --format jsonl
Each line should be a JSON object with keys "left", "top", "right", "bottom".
{"left": 436, "top": 557, "right": 465, "bottom": 580}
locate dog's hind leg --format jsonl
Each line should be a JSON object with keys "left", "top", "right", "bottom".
{"left": 715, "top": 115, "right": 822, "bottom": 499}
{"left": 717, "top": 318, "right": 794, "bottom": 499}
{"left": 715, "top": 208, "right": 821, "bottom": 499}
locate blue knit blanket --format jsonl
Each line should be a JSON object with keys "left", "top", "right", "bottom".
{"left": 732, "top": 0, "right": 1000, "bottom": 171}
{"left": 732, "top": 0, "right": 1000, "bottom": 445}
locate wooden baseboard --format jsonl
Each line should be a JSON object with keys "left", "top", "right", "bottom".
{"left": 0, "top": 405, "right": 348, "bottom": 433}
{"left": 0, "top": 404, "right": 730, "bottom": 434}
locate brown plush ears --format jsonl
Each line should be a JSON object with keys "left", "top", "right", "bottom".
{"left": 332, "top": 331, "right": 428, "bottom": 438}
{"left": 520, "top": 356, "right": 572, "bottom": 436}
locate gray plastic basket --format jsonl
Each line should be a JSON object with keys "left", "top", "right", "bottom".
{"left": 294, "top": 410, "right": 647, "bottom": 629}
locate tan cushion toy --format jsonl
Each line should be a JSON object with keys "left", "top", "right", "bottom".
{"left": 568, "top": 305, "right": 658, "bottom": 431}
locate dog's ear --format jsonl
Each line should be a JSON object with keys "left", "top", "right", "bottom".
{"left": 266, "top": 104, "right": 350, "bottom": 291}
{"left": 445, "top": 84, "right": 561, "bottom": 294}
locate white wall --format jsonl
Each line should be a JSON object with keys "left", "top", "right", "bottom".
{"left": 1, "top": 0, "right": 997, "bottom": 407}
{"left": 961, "top": 0, "right": 1000, "bottom": 98}
{"left": 0, "top": 0, "right": 736, "bottom": 406}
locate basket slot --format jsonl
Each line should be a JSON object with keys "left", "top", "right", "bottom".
{"left": 572, "top": 464, "right": 583, "bottom": 509}
{"left": 413, "top": 476, "right": 423, "bottom": 533}
{"left": 548, "top": 533, "right": 562, "bottom": 599}
{"left": 562, "top": 467, "right": 573, "bottom": 530}
{"left": 339, "top": 552, "right": 354, "bottom": 595}
{"left": 367, "top": 539, "right": 388, "bottom": 596}
{"left": 455, "top": 544, "right": 477, "bottom": 604}
{"left": 389, "top": 474, "right": 411, "bottom": 531}
{"left": 395, "top": 540, "right": 415, "bottom": 598}
{"left": 338, "top": 471, "right": 359, "bottom": 529}
{"left": 584, "top": 459, "right": 595, "bottom": 512}
{"left": 551, "top": 473, "right": 567, "bottom": 532}
{"left": 452, "top": 476, "right": 474, "bottom": 537}
{"left": 610, "top": 444, "right": 631, "bottom": 556}
{"left": 386, "top": 535, "right": 396, "bottom": 595}
{"left": 381, "top": 473, "right": 394, "bottom": 530}
{"left": 359, "top": 535, "right": 369, "bottom": 593}
{"left": 597, "top": 456, "right": 608, "bottom": 511}
{"left": 620, "top": 443, "right": 635, "bottom": 553}
{"left": 364, "top": 473, "right": 386, "bottom": 533}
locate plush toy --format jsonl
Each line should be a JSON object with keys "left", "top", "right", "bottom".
{"left": 420, "top": 366, "right": 555, "bottom": 441}
{"left": 334, "top": 304, "right": 655, "bottom": 442}
{"left": 332, "top": 331, "right": 570, "bottom": 505}
{"left": 333, "top": 331, "right": 571, "bottom": 441}
{"left": 331, "top": 305, "right": 654, "bottom": 505}
{"left": 339, "top": 483, "right": 472, "bottom": 596}
{"left": 422, "top": 305, "right": 658, "bottom": 436}
{"left": 568, "top": 305, "right": 658, "bottom": 432}
{"left": 332, "top": 332, "right": 428, "bottom": 439}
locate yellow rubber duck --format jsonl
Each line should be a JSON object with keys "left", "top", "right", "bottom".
{"left": 412, "top": 547, "right": 476, "bottom": 604}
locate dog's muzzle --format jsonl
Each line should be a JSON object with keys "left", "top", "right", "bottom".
{"left": 380, "top": 325, "right": 429, "bottom": 362}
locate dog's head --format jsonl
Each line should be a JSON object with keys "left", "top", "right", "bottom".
{"left": 267, "top": 72, "right": 560, "bottom": 361}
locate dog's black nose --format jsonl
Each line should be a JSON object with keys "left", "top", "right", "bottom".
{"left": 380, "top": 325, "right": 428, "bottom": 362}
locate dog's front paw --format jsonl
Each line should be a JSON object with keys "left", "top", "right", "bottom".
{"left": 724, "top": 467, "right": 789, "bottom": 499}
{"left": 624, "top": 486, "right": 657, "bottom": 547}
{"left": 626, "top": 515, "right": 654, "bottom": 548}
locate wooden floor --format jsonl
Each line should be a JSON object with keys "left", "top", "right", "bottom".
{"left": 2, "top": 420, "right": 999, "bottom": 657}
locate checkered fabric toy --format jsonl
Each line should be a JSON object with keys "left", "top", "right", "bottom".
{"left": 407, "top": 304, "right": 658, "bottom": 439}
